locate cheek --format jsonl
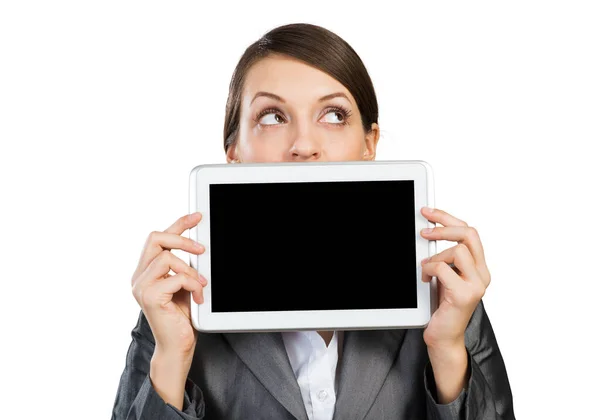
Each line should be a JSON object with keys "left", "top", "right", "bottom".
{"left": 237, "top": 130, "right": 288, "bottom": 162}
{"left": 323, "top": 130, "right": 365, "bottom": 159}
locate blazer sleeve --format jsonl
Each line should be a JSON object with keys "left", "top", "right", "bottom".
{"left": 423, "top": 300, "right": 516, "bottom": 420}
{"left": 111, "top": 310, "right": 206, "bottom": 420}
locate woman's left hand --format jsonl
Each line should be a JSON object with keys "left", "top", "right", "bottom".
{"left": 419, "top": 206, "right": 491, "bottom": 350}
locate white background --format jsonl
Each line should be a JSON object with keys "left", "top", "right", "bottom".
{"left": 1, "top": 1, "right": 598, "bottom": 419}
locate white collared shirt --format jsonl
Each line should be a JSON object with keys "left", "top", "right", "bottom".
{"left": 281, "top": 331, "right": 344, "bottom": 420}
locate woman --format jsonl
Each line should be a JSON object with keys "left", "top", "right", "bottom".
{"left": 111, "top": 23, "right": 515, "bottom": 420}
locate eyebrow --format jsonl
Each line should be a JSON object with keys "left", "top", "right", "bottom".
{"left": 250, "top": 91, "right": 351, "bottom": 105}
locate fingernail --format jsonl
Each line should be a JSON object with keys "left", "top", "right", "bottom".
{"left": 422, "top": 228, "right": 433, "bottom": 234}
{"left": 421, "top": 257, "right": 430, "bottom": 264}
{"left": 423, "top": 207, "right": 434, "bottom": 213}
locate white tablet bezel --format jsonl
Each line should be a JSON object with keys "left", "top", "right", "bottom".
{"left": 188, "top": 160, "right": 438, "bottom": 332}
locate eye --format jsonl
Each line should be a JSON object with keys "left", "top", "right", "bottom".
{"left": 321, "top": 106, "right": 351, "bottom": 125}
{"left": 323, "top": 111, "right": 345, "bottom": 124}
{"left": 255, "top": 108, "right": 286, "bottom": 126}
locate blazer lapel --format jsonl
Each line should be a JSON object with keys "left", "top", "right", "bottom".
{"left": 333, "top": 329, "right": 407, "bottom": 420}
{"left": 224, "top": 332, "right": 309, "bottom": 420}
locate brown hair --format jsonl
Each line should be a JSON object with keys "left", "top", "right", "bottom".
{"left": 223, "top": 22, "right": 379, "bottom": 152}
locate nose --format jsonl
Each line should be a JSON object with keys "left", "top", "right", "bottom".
{"left": 288, "top": 126, "right": 322, "bottom": 161}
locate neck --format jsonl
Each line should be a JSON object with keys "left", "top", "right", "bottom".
{"left": 317, "top": 330, "right": 334, "bottom": 346}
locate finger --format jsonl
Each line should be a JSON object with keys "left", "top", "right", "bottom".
{"left": 139, "top": 212, "right": 202, "bottom": 272}
{"left": 421, "top": 260, "right": 464, "bottom": 292}
{"left": 137, "top": 230, "right": 205, "bottom": 275}
{"left": 136, "top": 250, "right": 206, "bottom": 289}
{"left": 153, "top": 231, "right": 205, "bottom": 253}
{"left": 420, "top": 224, "right": 486, "bottom": 270}
{"left": 165, "top": 212, "right": 202, "bottom": 235}
{"left": 423, "top": 244, "right": 480, "bottom": 284}
{"left": 421, "top": 207, "right": 468, "bottom": 227}
{"left": 139, "top": 272, "right": 204, "bottom": 309}
{"left": 135, "top": 213, "right": 205, "bottom": 277}
{"left": 158, "top": 273, "right": 204, "bottom": 305}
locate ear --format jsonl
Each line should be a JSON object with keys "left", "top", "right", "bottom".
{"left": 226, "top": 143, "right": 240, "bottom": 163}
{"left": 362, "top": 123, "right": 380, "bottom": 161}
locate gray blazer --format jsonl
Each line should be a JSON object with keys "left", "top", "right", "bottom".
{"left": 111, "top": 300, "right": 515, "bottom": 419}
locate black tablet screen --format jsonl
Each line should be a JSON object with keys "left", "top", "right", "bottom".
{"left": 209, "top": 180, "right": 417, "bottom": 312}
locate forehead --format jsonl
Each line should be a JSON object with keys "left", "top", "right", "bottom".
{"left": 241, "top": 55, "right": 356, "bottom": 107}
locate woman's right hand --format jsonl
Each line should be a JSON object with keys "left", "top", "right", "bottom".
{"left": 131, "top": 212, "right": 207, "bottom": 361}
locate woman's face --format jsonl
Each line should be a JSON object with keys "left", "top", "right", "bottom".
{"left": 227, "top": 54, "right": 379, "bottom": 163}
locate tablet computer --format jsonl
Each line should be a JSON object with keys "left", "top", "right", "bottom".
{"left": 188, "top": 160, "right": 438, "bottom": 332}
